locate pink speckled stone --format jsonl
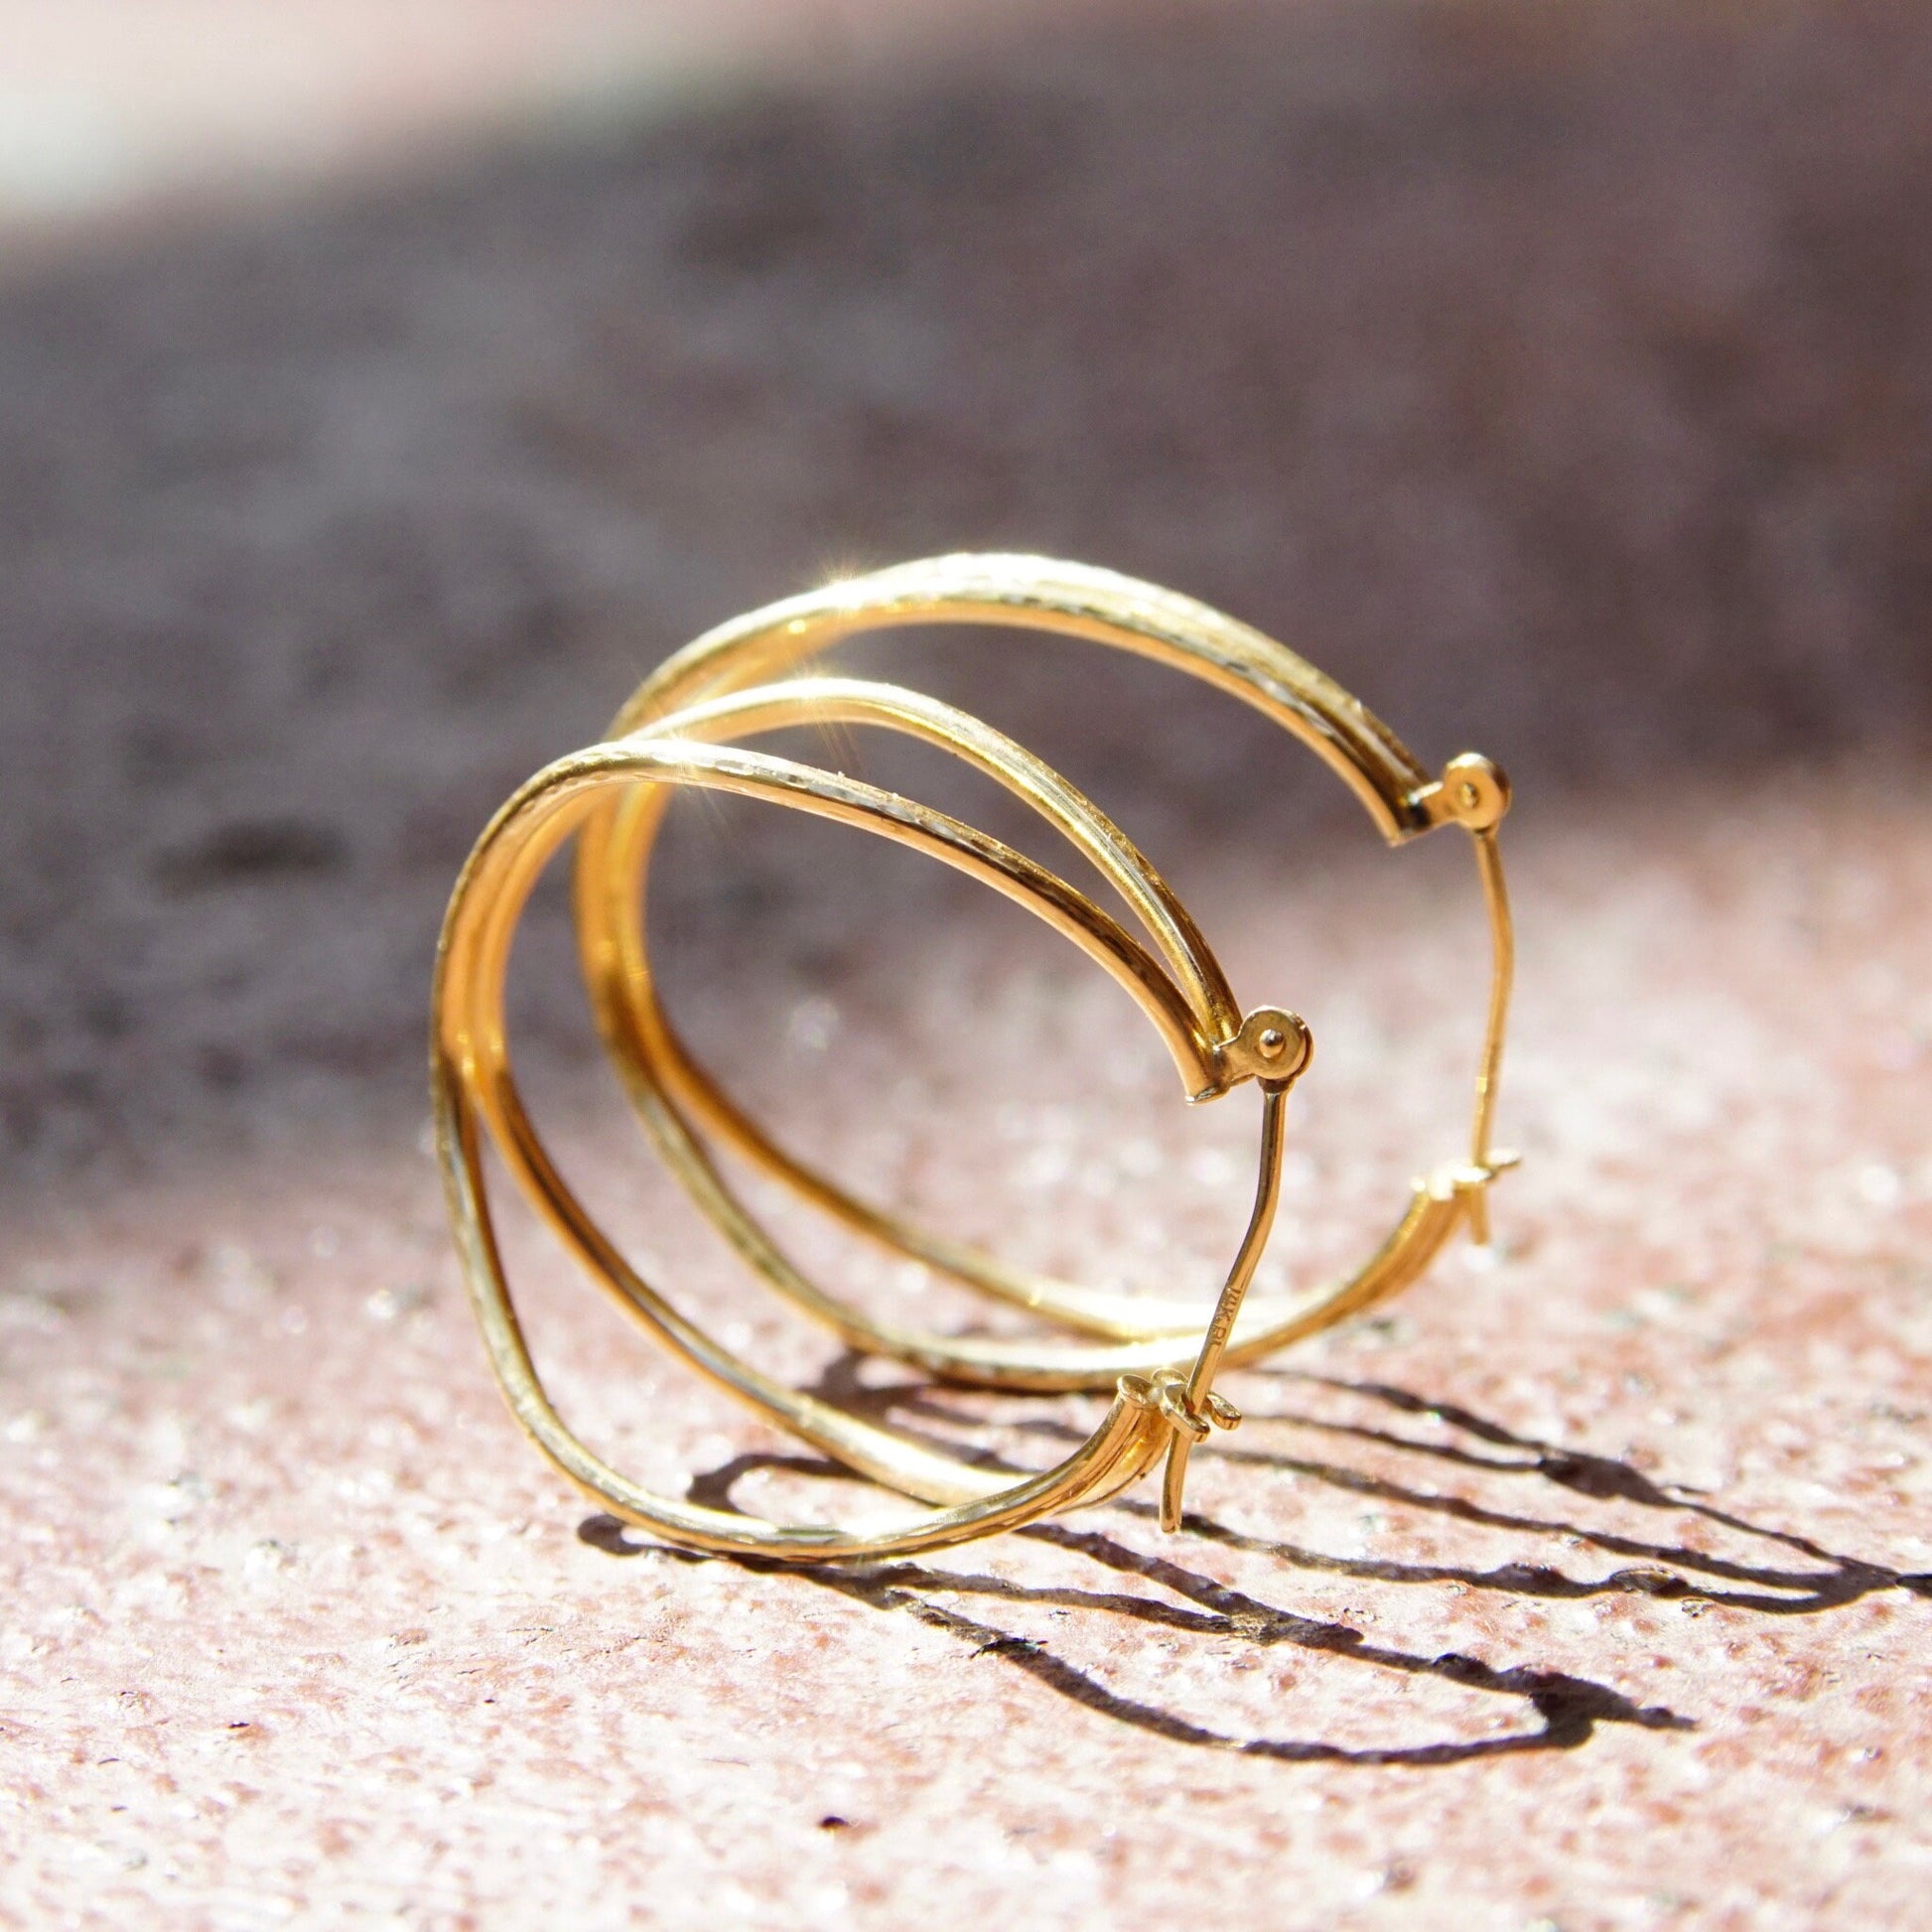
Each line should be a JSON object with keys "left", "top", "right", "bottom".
{"left": 3, "top": 776, "right": 1927, "bottom": 1928}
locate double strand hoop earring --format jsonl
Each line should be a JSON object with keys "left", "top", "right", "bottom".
{"left": 432, "top": 555, "right": 1515, "bottom": 1562}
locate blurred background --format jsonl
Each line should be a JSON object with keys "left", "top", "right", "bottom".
{"left": 1, "top": 0, "right": 1927, "bottom": 1185}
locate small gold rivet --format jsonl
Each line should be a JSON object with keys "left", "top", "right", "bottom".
{"left": 1458, "top": 780, "right": 1480, "bottom": 810}
{"left": 1258, "top": 1027, "right": 1287, "bottom": 1058}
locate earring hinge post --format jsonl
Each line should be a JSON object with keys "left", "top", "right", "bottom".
{"left": 1161, "top": 1075, "right": 1294, "bottom": 1532}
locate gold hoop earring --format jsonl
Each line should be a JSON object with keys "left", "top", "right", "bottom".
{"left": 431, "top": 554, "right": 1515, "bottom": 1560}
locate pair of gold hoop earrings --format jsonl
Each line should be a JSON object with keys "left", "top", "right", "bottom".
{"left": 432, "top": 555, "right": 1515, "bottom": 1563}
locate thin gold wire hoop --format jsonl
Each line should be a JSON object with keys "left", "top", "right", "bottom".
{"left": 432, "top": 554, "right": 1516, "bottom": 1561}
{"left": 435, "top": 725, "right": 1308, "bottom": 1557}
{"left": 573, "top": 556, "right": 1516, "bottom": 1389}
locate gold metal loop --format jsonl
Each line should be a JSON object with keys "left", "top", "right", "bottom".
{"left": 577, "top": 557, "right": 1515, "bottom": 1388}
{"left": 432, "top": 555, "right": 1517, "bottom": 1560}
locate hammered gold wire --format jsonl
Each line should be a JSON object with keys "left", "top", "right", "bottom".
{"left": 432, "top": 554, "right": 1515, "bottom": 1561}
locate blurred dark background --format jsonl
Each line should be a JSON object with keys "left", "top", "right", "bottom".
{"left": 2, "top": 0, "right": 1927, "bottom": 1175}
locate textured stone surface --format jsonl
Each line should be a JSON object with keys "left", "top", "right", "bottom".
{"left": 6, "top": 775, "right": 1929, "bottom": 1928}
{"left": 2, "top": 3, "right": 1929, "bottom": 1926}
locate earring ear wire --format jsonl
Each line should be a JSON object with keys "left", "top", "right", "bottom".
{"left": 431, "top": 555, "right": 1514, "bottom": 1560}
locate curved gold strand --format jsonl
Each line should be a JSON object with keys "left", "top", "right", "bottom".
{"left": 438, "top": 1055, "right": 1174, "bottom": 1559}
{"left": 560, "top": 707, "right": 1310, "bottom": 1393}
{"left": 635, "top": 737, "right": 1230, "bottom": 1087}
{"left": 576, "top": 558, "right": 1515, "bottom": 1380}
{"left": 1451, "top": 750, "right": 1518, "bottom": 1244}
{"left": 627, "top": 676, "right": 1242, "bottom": 1039}
{"left": 441, "top": 768, "right": 1017, "bottom": 1507}
{"left": 578, "top": 680, "right": 1509, "bottom": 1385}
{"left": 606, "top": 553, "right": 1446, "bottom": 838}
{"left": 440, "top": 756, "right": 1131, "bottom": 1520}
{"left": 433, "top": 728, "right": 1309, "bottom": 1556}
